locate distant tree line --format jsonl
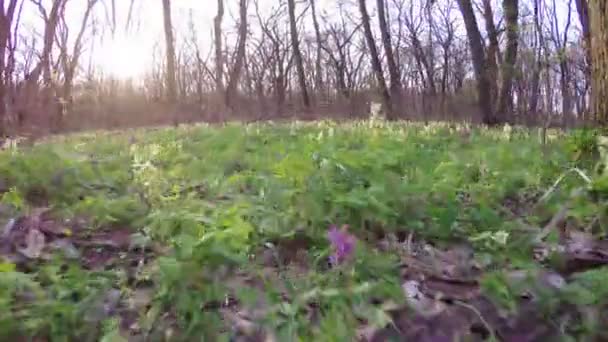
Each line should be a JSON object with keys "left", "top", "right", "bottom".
{"left": 0, "top": 0, "right": 607, "bottom": 134}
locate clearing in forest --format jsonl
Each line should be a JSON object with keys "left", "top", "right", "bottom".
{"left": 0, "top": 121, "right": 607, "bottom": 341}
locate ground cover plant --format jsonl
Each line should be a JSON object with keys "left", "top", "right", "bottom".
{"left": 0, "top": 120, "right": 607, "bottom": 341}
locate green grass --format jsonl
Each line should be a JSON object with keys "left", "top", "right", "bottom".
{"left": 0, "top": 121, "right": 605, "bottom": 340}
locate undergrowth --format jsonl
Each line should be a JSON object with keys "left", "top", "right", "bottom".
{"left": 0, "top": 121, "right": 606, "bottom": 341}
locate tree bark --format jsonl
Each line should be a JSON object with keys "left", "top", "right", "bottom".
{"left": 456, "top": 0, "right": 495, "bottom": 125}
{"left": 310, "top": 0, "right": 323, "bottom": 93}
{"left": 575, "top": 0, "right": 591, "bottom": 76}
{"left": 529, "top": 0, "right": 543, "bottom": 118}
{"left": 0, "top": 0, "right": 20, "bottom": 134}
{"left": 161, "top": 0, "right": 177, "bottom": 103}
{"left": 376, "top": 0, "right": 401, "bottom": 98}
{"left": 30, "top": 0, "right": 67, "bottom": 132}
{"left": 481, "top": 0, "right": 500, "bottom": 107}
{"left": 57, "top": 0, "right": 97, "bottom": 118}
{"left": 287, "top": 0, "right": 310, "bottom": 109}
{"left": 496, "top": 0, "right": 519, "bottom": 121}
{"left": 589, "top": 0, "right": 608, "bottom": 125}
{"left": 214, "top": 0, "right": 224, "bottom": 94}
{"left": 225, "top": 0, "right": 248, "bottom": 109}
{"left": 358, "top": 0, "right": 392, "bottom": 119}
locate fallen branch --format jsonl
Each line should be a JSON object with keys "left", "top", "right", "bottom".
{"left": 537, "top": 168, "right": 591, "bottom": 204}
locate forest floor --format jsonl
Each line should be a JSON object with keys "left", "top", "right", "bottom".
{"left": 0, "top": 121, "right": 607, "bottom": 341}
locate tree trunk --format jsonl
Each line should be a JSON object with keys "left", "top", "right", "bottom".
{"left": 456, "top": 0, "right": 496, "bottom": 125}
{"left": 214, "top": 0, "right": 224, "bottom": 94}
{"left": 358, "top": 0, "right": 392, "bottom": 119}
{"left": 41, "top": 1, "right": 66, "bottom": 88}
{"left": 161, "top": 0, "right": 177, "bottom": 103}
{"left": 225, "top": 0, "right": 247, "bottom": 109}
{"left": 376, "top": 0, "right": 401, "bottom": 98}
{"left": 287, "top": 0, "right": 310, "bottom": 109}
{"left": 481, "top": 0, "right": 500, "bottom": 106}
{"left": 58, "top": 0, "right": 97, "bottom": 118}
{"left": 310, "top": 0, "right": 323, "bottom": 93}
{"left": 496, "top": 0, "right": 519, "bottom": 121}
{"left": 529, "top": 0, "right": 543, "bottom": 118}
{"left": 590, "top": 0, "right": 608, "bottom": 125}
{"left": 575, "top": 0, "right": 591, "bottom": 77}
{"left": 0, "top": 0, "right": 20, "bottom": 135}
{"left": 559, "top": 61, "right": 572, "bottom": 118}
{"left": 31, "top": 0, "right": 67, "bottom": 133}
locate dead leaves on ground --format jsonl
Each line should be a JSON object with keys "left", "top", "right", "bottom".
{"left": 0, "top": 207, "right": 160, "bottom": 340}
{"left": 0, "top": 208, "right": 154, "bottom": 271}
{"left": 4, "top": 204, "right": 608, "bottom": 341}
{"left": 365, "top": 231, "right": 608, "bottom": 342}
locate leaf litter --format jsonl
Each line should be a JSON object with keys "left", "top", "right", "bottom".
{"left": 0, "top": 122, "right": 607, "bottom": 340}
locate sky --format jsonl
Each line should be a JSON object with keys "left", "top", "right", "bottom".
{"left": 18, "top": 0, "right": 575, "bottom": 81}
{"left": 17, "top": 0, "right": 350, "bottom": 80}
{"left": 64, "top": 0, "right": 335, "bottom": 79}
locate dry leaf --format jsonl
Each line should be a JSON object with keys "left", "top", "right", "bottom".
{"left": 18, "top": 229, "right": 45, "bottom": 259}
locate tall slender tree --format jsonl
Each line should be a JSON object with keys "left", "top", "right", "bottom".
{"left": 376, "top": 0, "right": 401, "bottom": 99}
{"left": 0, "top": 0, "right": 21, "bottom": 134}
{"left": 162, "top": 0, "right": 177, "bottom": 102}
{"left": 589, "top": 0, "right": 608, "bottom": 124}
{"left": 214, "top": 0, "right": 224, "bottom": 95}
{"left": 225, "top": 0, "right": 248, "bottom": 109}
{"left": 358, "top": 0, "right": 393, "bottom": 119}
{"left": 575, "top": 0, "right": 591, "bottom": 76}
{"left": 455, "top": 0, "right": 495, "bottom": 124}
{"left": 310, "top": 0, "right": 323, "bottom": 93}
{"left": 288, "top": 0, "right": 310, "bottom": 109}
{"left": 496, "top": 0, "right": 519, "bottom": 120}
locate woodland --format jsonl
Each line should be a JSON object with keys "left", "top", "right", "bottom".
{"left": 0, "top": 0, "right": 605, "bottom": 132}
{"left": 0, "top": 0, "right": 608, "bottom": 341}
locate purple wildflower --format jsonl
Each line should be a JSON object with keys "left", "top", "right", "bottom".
{"left": 327, "top": 224, "right": 356, "bottom": 266}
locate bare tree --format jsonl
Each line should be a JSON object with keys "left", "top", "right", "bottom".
{"left": 0, "top": 0, "right": 22, "bottom": 133}
{"left": 56, "top": 0, "right": 98, "bottom": 117}
{"left": 255, "top": 0, "right": 294, "bottom": 113}
{"left": 496, "top": 0, "right": 520, "bottom": 120}
{"left": 0, "top": 0, "right": 591, "bottom": 132}
{"left": 358, "top": 0, "right": 392, "bottom": 118}
{"left": 480, "top": 0, "right": 500, "bottom": 107}
{"left": 376, "top": 0, "right": 401, "bottom": 100}
{"left": 161, "top": 0, "right": 177, "bottom": 102}
{"left": 30, "top": 0, "right": 68, "bottom": 132}
{"left": 225, "top": 0, "right": 248, "bottom": 109}
{"left": 590, "top": 0, "right": 608, "bottom": 124}
{"left": 214, "top": 0, "right": 224, "bottom": 95}
{"left": 455, "top": 0, "right": 494, "bottom": 124}
{"left": 528, "top": 0, "right": 545, "bottom": 118}
{"left": 575, "top": 0, "right": 590, "bottom": 76}
{"left": 310, "top": 0, "right": 323, "bottom": 93}
{"left": 31, "top": 0, "right": 67, "bottom": 88}
{"left": 402, "top": 1, "right": 436, "bottom": 94}
{"left": 288, "top": 0, "right": 310, "bottom": 109}
{"left": 320, "top": 12, "right": 362, "bottom": 99}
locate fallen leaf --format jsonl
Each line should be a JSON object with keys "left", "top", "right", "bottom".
{"left": 129, "top": 287, "right": 155, "bottom": 310}
{"left": 18, "top": 229, "right": 45, "bottom": 259}
{"left": 49, "top": 239, "right": 80, "bottom": 259}
{"left": 83, "top": 229, "right": 132, "bottom": 249}
{"left": 402, "top": 280, "right": 446, "bottom": 317}
{"left": 84, "top": 289, "right": 122, "bottom": 323}
{"left": 2, "top": 218, "right": 16, "bottom": 238}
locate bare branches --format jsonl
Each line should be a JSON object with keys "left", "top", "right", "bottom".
{"left": 0, "top": 0, "right": 592, "bottom": 129}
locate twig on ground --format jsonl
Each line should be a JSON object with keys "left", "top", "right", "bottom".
{"left": 453, "top": 300, "right": 497, "bottom": 341}
{"left": 534, "top": 204, "right": 570, "bottom": 243}
{"left": 537, "top": 168, "right": 591, "bottom": 204}
{"left": 406, "top": 231, "right": 414, "bottom": 253}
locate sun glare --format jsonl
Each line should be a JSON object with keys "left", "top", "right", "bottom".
{"left": 97, "top": 36, "right": 151, "bottom": 80}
